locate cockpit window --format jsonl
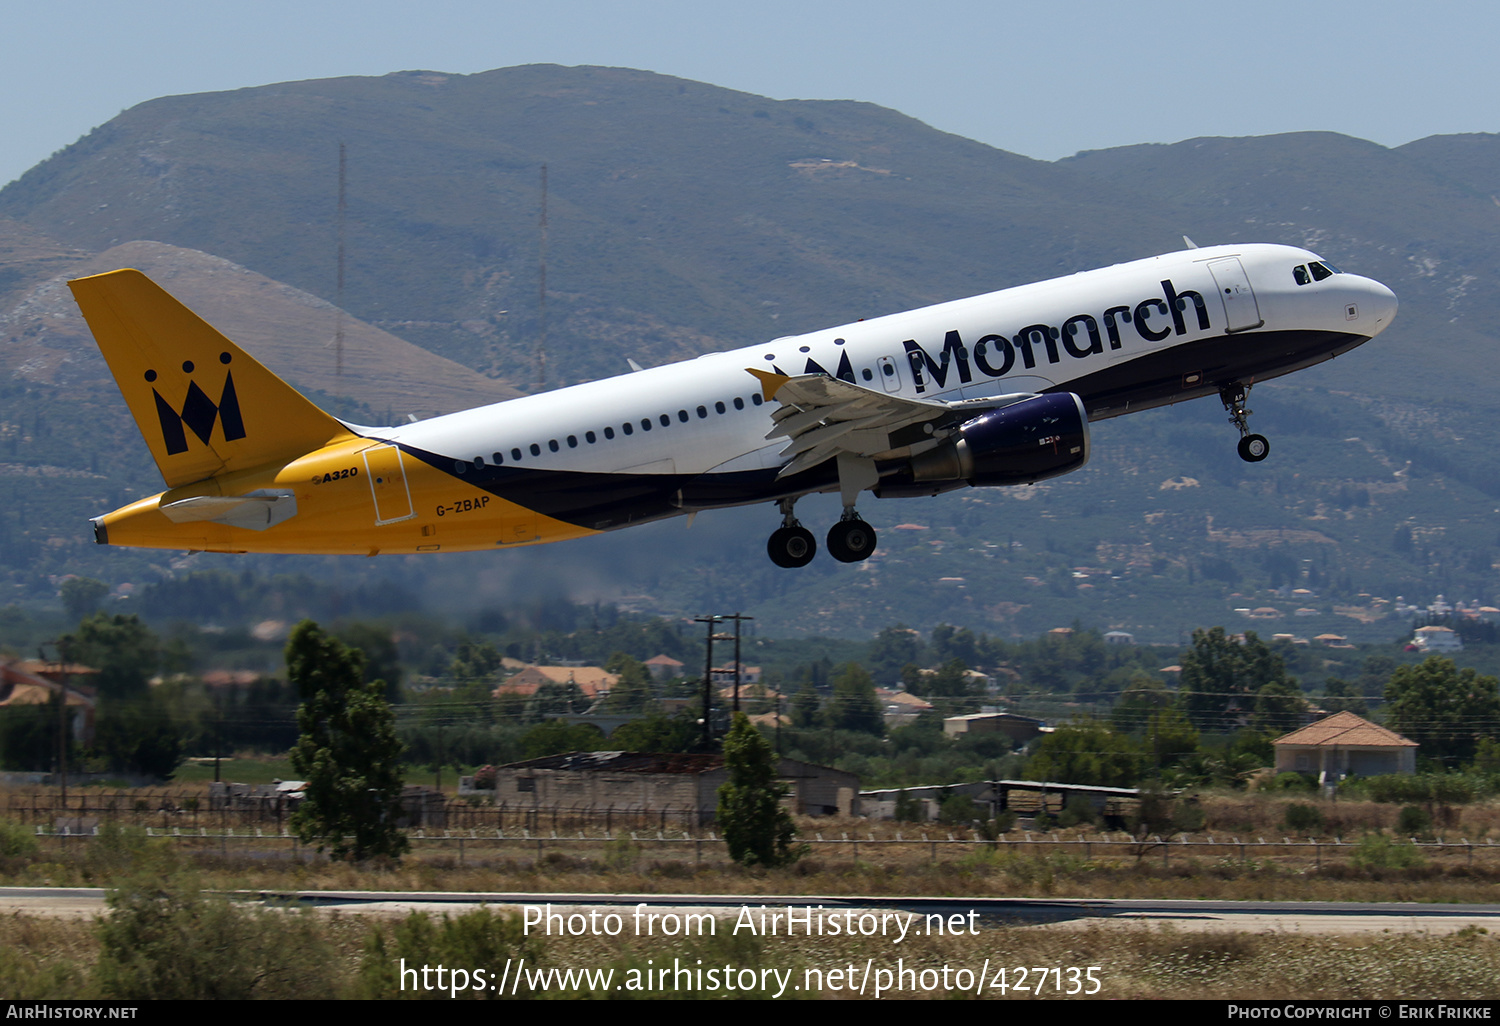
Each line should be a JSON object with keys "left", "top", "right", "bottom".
{"left": 1308, "top": 261, "right": 1336, "bottom": 281}
{"left": 1294, "top": 265, "right": 1310, "bottom": 286}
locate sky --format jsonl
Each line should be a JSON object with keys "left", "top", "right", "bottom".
{"left": 1, "top": 0, "right": 1495, "bottom": 188}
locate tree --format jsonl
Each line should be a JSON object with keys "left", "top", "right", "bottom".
{"left": 716, "top": 713, "right": 799, "bottom": 868}
{"left": 1177, "top": 627, "right": 1297, "bottom": 731}
{"left": 287, "top": 621, "right": 407, "bottom": 861}
{"left": 602, "top": 652, "right": 652, "bottom": 712}
{"left": 1253, "top": 679, "right": 1309, "bottom": 735}
{"left": 1025, "top": 719, "right": 1143, "bottom": 787}
{"left": 1384, "top": 655, "right": 1500, "bottom": 768}
{"left": 65, "top": 613, "right": 159, "bottom": 700}
{"left": 60, "top": 577, "right": 109, "bottom": 622}
{"left": 826, "top": 662, "right": 884, "bottom": 735}
{"left": 1111, "top": 672, "right": 1174, "bottom": 733}
{"left": 1144, "top": 707, "right": 1199, "bottom": 771}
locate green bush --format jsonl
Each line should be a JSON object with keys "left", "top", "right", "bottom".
{"left": 94, "top": 878, "right": 336, "bottom": 999}
{"left": 1263, "top": 772, "right": 1317, "bottom": 793}
{"left": 1364, "top": 774, "right": 1482, "bottom": 805}
{"left": 892, "top": 790, "right": 923, "bottom": 823}
{"left": 1283, "top": 803, "right": 1325, "bottom": 833}
{"left": 357, "top": 910, "right": 542, "bottom": 999}
{"left": 937, "top": 793, "right": 982, "bottom": 826}
{"left": 1173, "top": 801, "right": 1207, "bottom": 833}
{"left": 0, "top": 818, "right": 38, "bottom": 859}
{"left": 1056, "top": 794, "right": 1099, "bottom": 828}
{"left": 1397, "top": 805, "right": 1433, "bottom": 837}
{"left": 1349, "top": 833, "right": 1425, "bottom": 870}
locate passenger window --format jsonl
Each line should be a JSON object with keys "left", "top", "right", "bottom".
{"left": 548, "top": 439, "right": 559, "bottom": 452}
{"left": 752, "top": 393, "right": 763, "bottom": 405}
{"left": 733, "top": 397, "right": 745, "bottom": 410}
{"left": 473, "top": 457, "right": 484, "bottom": 468}
{"left": 862, "top": 368, "right": 874, "bottom": 381}
{"left": 1309, "top": 262, "right": 1334, "bottom": 282}
{"left": 604, "top": 427, "right": 615, "bottom": 440}
{"left": 454, "top": 461, "right": 467, "bottom": 474}
{"left": 641, "top": 419, "right": 652, "bottom": 431}
{"left": 678, "top": 410, "right": 689, "bottom": 423}
{"left": 715, "top": 401, "right": 726, "bottom": 414}
{"left": 492, "top": 452, "right": 503, "bottom": 464}
{"left": 1294, "top": 265, "right": 1310, "bottom": 285}
{"left": 511, "top": 448, "right": 522, "bottom": 461}
{"left": 529, "top": 443, "right": 541, "bottom": 456}
{"left": 567, "top": 435, "right": 577, "bottom": 448}
{"left": 585, "top": 431, "right": 596, "bottom": 443}
{"left": 697, "top": 405, "right": 707, "bottom": 419}
{"left": 622, "top": 423, "right": 633, "bottom": 436}
{"left": 659, "top": 414, "right": 670, "bottom": 427}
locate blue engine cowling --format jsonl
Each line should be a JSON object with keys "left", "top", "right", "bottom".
{"left": 906, "top": 392, "right": 1089, "bottom": 487}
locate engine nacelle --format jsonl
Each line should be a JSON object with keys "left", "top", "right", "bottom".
{"left": 907, "top": 392, "right": 1089, "bottom": 487}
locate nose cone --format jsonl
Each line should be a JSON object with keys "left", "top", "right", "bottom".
{"left": 1356, "top": 277, "right": 1398, "bottom": 337}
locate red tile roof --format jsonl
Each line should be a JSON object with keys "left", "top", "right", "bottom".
{"left": 1273, "top": 711, "right": 1417, "bottom": 748}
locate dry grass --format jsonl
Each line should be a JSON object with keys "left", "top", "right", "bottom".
{"left": 5, "top": 906, "right": 1499, "bottom": 999}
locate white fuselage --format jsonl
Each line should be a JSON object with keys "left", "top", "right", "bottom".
{"left": 377, "top": 243, "right": 1395, "bottom": 494}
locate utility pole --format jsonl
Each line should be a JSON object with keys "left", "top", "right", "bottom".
{"left": 718, "top": 614, "right": 754, "bottom": 714}
{"left": 40, "top": 641, "right": 69, "bottom": 808}
{"left": 693, "top": 615, "right": 722, "bottom": 748}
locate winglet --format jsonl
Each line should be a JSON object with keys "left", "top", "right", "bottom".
{"left": 745, "top": 367, "right": 791, "bottom": 401}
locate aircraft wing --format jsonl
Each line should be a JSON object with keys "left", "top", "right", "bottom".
{"left": 747, "top": 368, "right": 1003, "bottom": 479}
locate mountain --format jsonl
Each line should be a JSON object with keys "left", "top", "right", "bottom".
{"left": 0, "top": 65, "right": 1495, "bottom": 642}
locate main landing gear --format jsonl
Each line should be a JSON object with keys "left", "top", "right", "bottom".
{"left": 827, "top": 511, "right": 876, "bottom": 564}
{"left": 1221, "top": 382, "right": 1270, "bottom": 463}
{"left": 767, "top": 497, "right": 816, "bottom": 568}
{"left": 766, "top": 498, "right": 879, "bottom": 567}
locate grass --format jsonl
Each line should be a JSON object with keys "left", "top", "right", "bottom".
{"left": 170, "top": 757, "right": 297, "bottom": 785}
{"left": 7, "top": 810, "right": 1500, "bottom": 999}
{"left": 4, "top": 903, "right": 1500, "bottom": 999}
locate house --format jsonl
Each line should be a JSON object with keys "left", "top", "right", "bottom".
{"left": 0, "top": 659, "right": 98, "bottom": 744}
{"left": 874, "top": 688, "right": 933, "bottom": 728}
{"left": 709, "top": 663, "right": 762, "bottom": 686}
{"left": 1411, "top": 625, "right": 1462, "bottom": 652}
{"left": 943, "top": 712, "right": 1045, "bottom": 745}
{"left": 494, "top": 665, "right": 619, "bottom": 702}
{"left": 1272, "top": 711, "right": 1418, "bottom": 782}
{"left": 643, "top": 655, "right": 685, "bottom": 681}
{"left": 491, "top": 750, "right": 859, "bottom": 822}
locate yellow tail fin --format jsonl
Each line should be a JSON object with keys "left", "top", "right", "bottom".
{"left": 69, "top": 269, "right": 356, "bottom": 488}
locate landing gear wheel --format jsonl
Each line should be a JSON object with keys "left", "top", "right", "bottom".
{"left": 826, "top": 518, "right": 877, "bottom": 563}
{"left": 768, "top": 526, "right": 816, "bottom": 568}
{"left": 1237, "top": 433, "right": 1270, "bottom": 463}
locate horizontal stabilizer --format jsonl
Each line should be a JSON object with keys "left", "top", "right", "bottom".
{"left": 158, "top": 491, "right": 298, "bottom": 531}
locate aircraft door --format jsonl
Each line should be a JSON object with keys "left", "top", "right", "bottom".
{"left": 876, "top": 355, "right": 903, "bottom": 392}
{"left": 363, "top": 444, "right": 416, "bottom": 525}
{"left": 1207, "top": 257, "right": 1265, "bottom": 333}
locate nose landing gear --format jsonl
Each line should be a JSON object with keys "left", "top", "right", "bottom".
{"left": 1221, "top": 382, "right": 1270, "bottom": 463}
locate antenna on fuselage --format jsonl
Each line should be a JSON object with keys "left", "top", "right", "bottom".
{"left": 1182, "top": 235, "right": 1200, "bottom": 250}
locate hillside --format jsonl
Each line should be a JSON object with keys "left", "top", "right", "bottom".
{"left": 0, "top": 66, "right": 1494, "bottom": 642}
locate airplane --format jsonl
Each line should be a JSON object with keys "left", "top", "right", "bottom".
{"left": 71, "top": 242, "right": 1396, "bottom": 568}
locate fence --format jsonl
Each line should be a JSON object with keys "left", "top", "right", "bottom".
{"left": 21, "top": 822, "right": 1500, "bottom": 872}
{"left": 5, "top": 792, "right": 710, "bottom": 834}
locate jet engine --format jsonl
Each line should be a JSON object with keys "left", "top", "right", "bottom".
{"left": 898, "top": 392, "right": 1090, "bottom": 490}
